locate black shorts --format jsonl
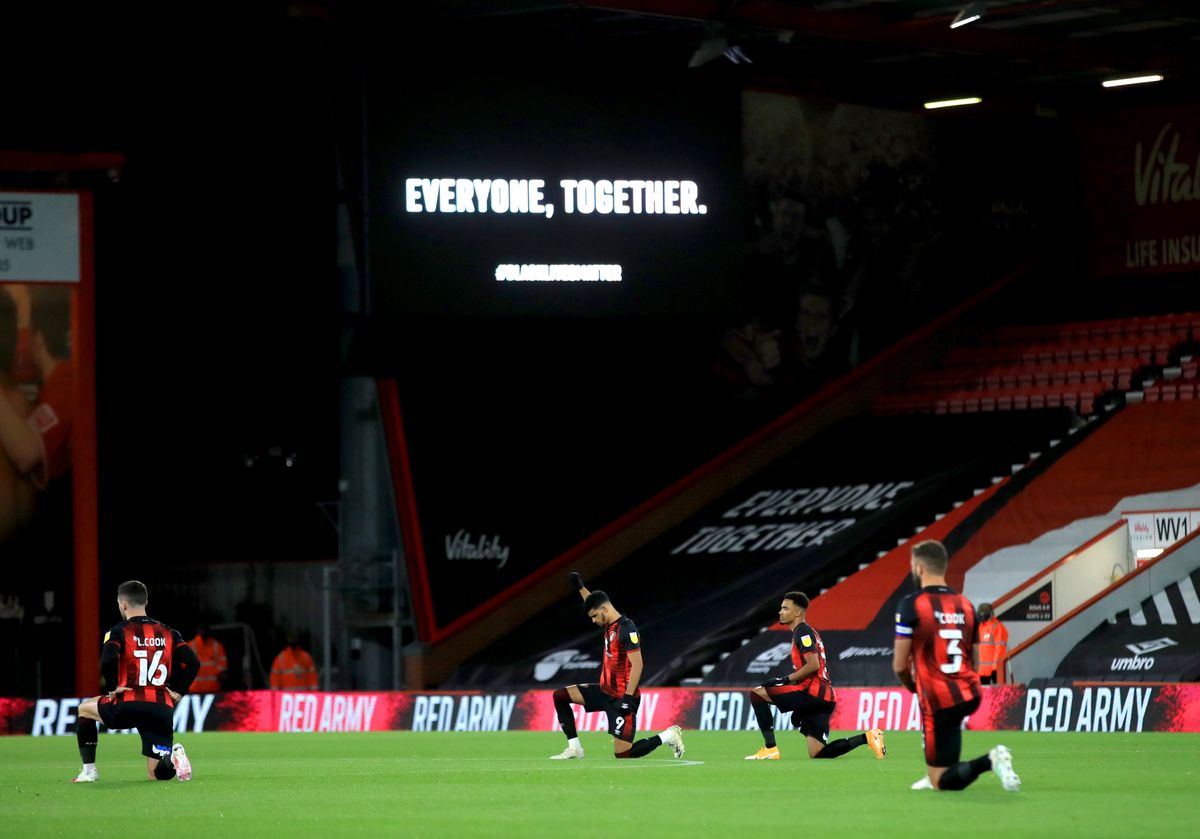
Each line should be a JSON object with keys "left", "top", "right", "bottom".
{"left": 576, "top": 683, "right": 639, "bottom": 742}
{"left": 921, "top": 696, "right": 981, "bottom": 767}
{"left": 97, "top": 699, "right": 174, "bottom": 759}
{"left": 766, "top": 687, "right": 836, "bottom": 744}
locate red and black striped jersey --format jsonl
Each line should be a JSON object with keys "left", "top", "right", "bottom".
{"left": 774, "top": 621, "right": 835, "bottom": 702}
{"left": 895, "top": 586, "right": 981, "bottom": 712}
{"left": 599, "top": 615, "right": 641, "bottom": 697}
{"left": 102, "top": 617, "right": 188, "bottom": 707}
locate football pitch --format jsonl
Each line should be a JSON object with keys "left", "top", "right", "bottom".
{"left": 1, "top": 730, "right": 1194, "bottom": 838}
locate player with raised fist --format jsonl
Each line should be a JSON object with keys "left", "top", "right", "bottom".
{"left": 549, "top": 572, "right": 684, "bottom": 761}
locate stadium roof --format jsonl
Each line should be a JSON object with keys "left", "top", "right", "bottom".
{"left": 342, "top": 0, "right": 1200, "bottom": 108}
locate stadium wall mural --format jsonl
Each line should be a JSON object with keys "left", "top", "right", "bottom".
{"left": 0, "top": 188, "right": 99, "bottom": 698}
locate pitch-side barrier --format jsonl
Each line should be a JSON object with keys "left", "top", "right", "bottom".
{"left": 4, "top": 683, "right": 1198, "bottom": 737}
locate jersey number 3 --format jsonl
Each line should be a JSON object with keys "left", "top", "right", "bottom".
{"left": 134, "top": 649, "right": 168, "bottom": 686}
{"left": 938, "top": 629, "right": 964, "bottom": 674}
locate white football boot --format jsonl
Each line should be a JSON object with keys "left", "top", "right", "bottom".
{"left": 989, "top": 745, "right": 1020, "bottom": 792}
{"left": 171, "top": 743, "right": 193, "bottom": 781}
{"left": 71, "top": 765, "right": 98, "bottom": 783}
{"left": 549, "top": 742, "right": 585, "bottom": 760}
{"left": 660, "top": 725, "right": 685, "bottom": 759}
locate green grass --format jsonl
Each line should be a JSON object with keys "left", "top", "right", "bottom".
{"left": 1, "top": 730, "right": 1196, "bottom": 838}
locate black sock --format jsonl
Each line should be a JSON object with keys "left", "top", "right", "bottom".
{"left": 813, "top": 733, "right": 866, "bottom": 759}
{"left": 937, "top": 755, "right": 991, "bottom": 790}
{"left": 153, "top": 757, "right": 176, "bottom": 781}
{"left": 616, "top": 735, "right": 662, "bottom": 759}
{"left": 76, "top": 717, "right": 97, "bottom": 764}
{"left": 553, "top": 688, "right": 578, "bottom": 739}
{"left": 750, "top": 694, "right": 776, "bottom": 748}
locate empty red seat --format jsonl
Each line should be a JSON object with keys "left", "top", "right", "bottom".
{"left": 979, "top": 313, "right": 1198, "bottom": 347}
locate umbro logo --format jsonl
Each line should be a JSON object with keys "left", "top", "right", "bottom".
{"left": 1125, "top": 637, "right": 1177, "bottom": 656}
{"left": 533, "top": 650, "right": 599, "bottom": 681}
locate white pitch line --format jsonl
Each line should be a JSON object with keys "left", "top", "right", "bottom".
{"left": 597, "top": 759, "right": 705, "bottom": 768}
{"left": 216, "top": 757, "right": 705, "bottom": 770}
{"left": 403, "top": 758, "right": 700, "bottom": 772}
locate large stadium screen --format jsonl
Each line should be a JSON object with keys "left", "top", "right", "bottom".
{"left": 366, "top": 73, "right": 742, "bottom": 319}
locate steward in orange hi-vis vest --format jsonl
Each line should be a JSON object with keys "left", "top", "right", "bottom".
{"left": 189, "top": 631, "right": 228, "bottom": 693}
{"left": 975, "top": 604, "right": 1009, "bottom": 685}
{"left": 270, "top": 640, "right": 318, "bottom": 690}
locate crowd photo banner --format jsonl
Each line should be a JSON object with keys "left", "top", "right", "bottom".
{"left": 0, "top": 188, "right": 99, "bottom": 698}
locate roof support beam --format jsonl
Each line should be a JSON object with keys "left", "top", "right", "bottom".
{"left": 574, "top": 0, "right": 1171, "bottom": 74}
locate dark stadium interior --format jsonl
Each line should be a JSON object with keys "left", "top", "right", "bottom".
{"left": 2, "top": 0, "right": 1199, "bottom": 702}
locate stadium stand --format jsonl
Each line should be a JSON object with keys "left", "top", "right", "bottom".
{"left": 1007, "top": 527, "right": 1200, "bottom": 684}
{"left": 873, "top": 313, "right": 1197, "bottom": 417}
{"left": 958, "top": 400, "right": 1200, "bottom": 603}
{"left": 1054, "top": 565, "right": 1200, "bottom": 683}
{"left": 1139, "top": 354, "right": 1198, "bottom": 403}
{"left": 438, "top": 307, "right": 1200, "bottom": 690}
{"left": 701, "top": 317, "right": 1200, "bottom": 688}
{"left": 703, "top": 478, "right": 1010, "bottom": 687}
{"left": 445, "top": 409, "right": 1076, "bottom": 689}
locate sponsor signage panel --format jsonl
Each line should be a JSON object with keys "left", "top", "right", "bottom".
{"left": 703, "top": 625, "right": 898, "bottom": 687}
{"left": 1123, "top": 510, "right": 1199, "bottom": 551}
{"left": 1108, "top": 637, "right": 1179, "bottom": 674}
{"left": 531, "top": 649, "right": 602, "bottom": 683}
{"left": 998, "top": 581, "right": 1054, "bottom": 622}
{"left": 1076, "top": 107, "right": 1200, "bottom": 277}
{"left": 0, "top": 192, "right": 80, "bottom": 283}
{"left": 1056, "top": 605, "right": 1200, "bottom": 682}
{"left": 7, "top": 685, "right": 1200, "bottom": 735}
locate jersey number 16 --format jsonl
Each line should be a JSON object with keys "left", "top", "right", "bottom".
{"left": 134, "top": 649, "right": 168, "bottom": 686}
